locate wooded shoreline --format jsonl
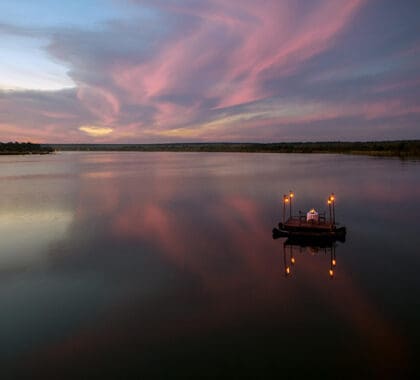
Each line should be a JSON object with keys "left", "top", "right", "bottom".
{"left": 0, "top": 142, "right": 53, "bottom": 155}
{"left": 48, "top": 140, "right": 420, "bottom": 157}
{"left": 2, "top": 141, "right": 419, "bottom": 157}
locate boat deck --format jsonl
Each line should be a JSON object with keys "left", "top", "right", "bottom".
{"left": 282, "top": 217, "right": 334, "bottom": 231}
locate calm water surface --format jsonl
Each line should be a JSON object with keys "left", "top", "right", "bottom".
{"left": 1, "top": 152, "right": 419, "bottom": 378}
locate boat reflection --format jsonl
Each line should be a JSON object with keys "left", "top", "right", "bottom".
{"left": 277, "top": 235, "right": 342, "bottom": 279}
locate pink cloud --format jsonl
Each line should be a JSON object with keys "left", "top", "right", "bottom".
{"left": 40, "top": 111, "right": 79, "bottom": 120}
{"left": 0, "top": 122, "right": 81, "bottom": 143}
{"left": 4, "top": 0, "right": 420, "bottom": 143}
{"left": 113, "top": 0, "right": 365, "bottom": 124}
{"left": 372, "top": 78, "right": 420, "bottom": 94}
{"left": 77, "top": 85, "right": 120, "bottom": 125}
{"left": 217, "top": 0, "right": 364, "bottom": 108}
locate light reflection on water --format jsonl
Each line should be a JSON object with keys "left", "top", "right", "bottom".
{"left": 0, "top": 209, "right": 73, "bottom": 269}
{"left": 0, "top": 152, "right": 419, "bottom": 377}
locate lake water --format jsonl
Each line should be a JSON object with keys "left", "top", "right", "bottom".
{"left": 1, "top": 152, "right": 419, "bottom": 378}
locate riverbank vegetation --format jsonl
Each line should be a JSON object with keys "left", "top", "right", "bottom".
{"left": 3, "top": 140, "right": 418, "bottom": 157}
{"left": 50, "top": 140, "right": 420, "bottom": 157}
{"left": 0, "top": 142, "right": 54, "bottom": 155}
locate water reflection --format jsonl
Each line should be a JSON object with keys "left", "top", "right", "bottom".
{"left": 0, "top": 209, "right": 73, "bottom": 270}
{"left": 1, "top": 152, "right": 419, "bottom": 377}
{"left": 280, "top": 237, "right": 339, "bottom": 279}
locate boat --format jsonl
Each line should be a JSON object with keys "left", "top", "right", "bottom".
{"left": 272, "top": 224, "right": 346, "bottom": 243}
{"left": 272, "top": 192, "right": 346, "bottom": 242}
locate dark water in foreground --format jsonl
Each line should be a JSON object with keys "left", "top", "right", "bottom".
{"left": 1, "top": 152, "right": 419, "bottom": 378}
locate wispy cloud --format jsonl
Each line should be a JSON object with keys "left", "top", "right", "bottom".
{"left": 1, "top": 0, "right": 420, "bottom": 142}
{"left": 79, "top": 125, "right": 113, "bottom": 137}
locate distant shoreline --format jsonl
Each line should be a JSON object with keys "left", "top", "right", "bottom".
{"left": 0, "top": 142, "right": 53, "bottom": 155}
{"left": 2, "top": 141, "right": 419, "bottom": 157}
{"left": 47, "top": 140, "right": 420, "bottom": 158}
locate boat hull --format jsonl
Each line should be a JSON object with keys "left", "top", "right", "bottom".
{"left": 272, "top": 224, "right": 346, "bottom": 243}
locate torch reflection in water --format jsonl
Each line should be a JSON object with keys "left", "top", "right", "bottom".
{"left": 282, "top": 240, "right": 338, "bottom": 279}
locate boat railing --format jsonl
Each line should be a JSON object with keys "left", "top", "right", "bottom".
{"left": 298, "top": 211, "right": 305, "bottom": 225}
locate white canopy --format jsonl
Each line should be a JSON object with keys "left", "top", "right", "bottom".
{"left": 306, "top": 209, "right": 319, "bottom": 222}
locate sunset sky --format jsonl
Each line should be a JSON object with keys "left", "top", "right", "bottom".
{"left": 1, "top": 0, "right": 419, "bottom": 143}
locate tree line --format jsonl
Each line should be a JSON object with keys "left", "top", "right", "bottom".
{"left": 50, "top": 140, "right": 420, "bottom": 157}
{"left": 2, "top": 140, "right": 419, "bottom": 157}
{"left": 0, "top": 142, "right": 53, "bottom": 154}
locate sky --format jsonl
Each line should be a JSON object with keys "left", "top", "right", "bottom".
{"left": 0, "top": 0, "right": 419, "bottom": 143}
